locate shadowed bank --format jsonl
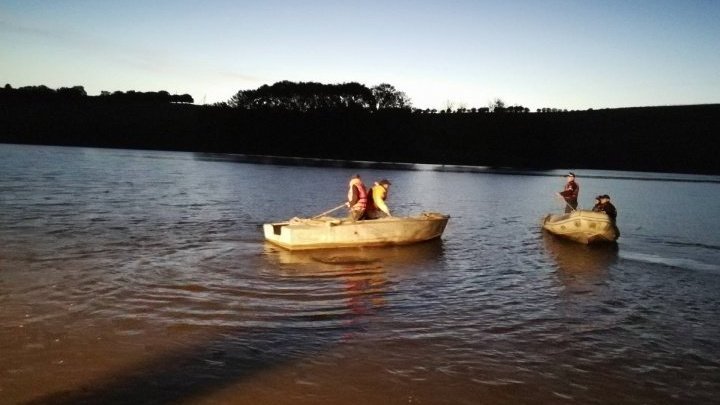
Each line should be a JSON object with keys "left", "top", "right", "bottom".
{"left": 1, "top": 86, "right": 719, "bottom": 174}
{"left": 21, "top": 243, "right": 440, "bottom": 405}
{"left": 25, "top": 326, "right": 339, "bottom": 404}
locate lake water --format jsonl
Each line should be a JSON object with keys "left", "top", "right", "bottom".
{"left": 1, "top": 144, "right": 719, "bottom": 404}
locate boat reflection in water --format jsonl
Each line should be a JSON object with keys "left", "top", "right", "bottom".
{"left": 542, "top": 232, "right": 618, "bottom": 293}
{"left": 264, "top": 238, "right": 445, "bottom": 268}
{"left": 264, "top": 240, "right": 445, "bottom": 336}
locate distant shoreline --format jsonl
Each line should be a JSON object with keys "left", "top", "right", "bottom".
{"left": 192, "top": 151, "right": 720, "bottom": 183}
{"left": 1, "top": 101, "right": 719, "bottom": 175}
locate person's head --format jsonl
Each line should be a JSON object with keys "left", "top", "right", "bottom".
{"left": 379, "top": 179, "right": 391, "bottom": 189}
{"left": 600, "top": 194, "right": 611, "bottom": 202}
{"left": 566, "top": 172, "right": 576, "bottom": 182}
{"left": 595, "top": 195, "right": 603, "bottom": 203}
{"left": 351, "top": 174, "right": 361, "bottom": 180}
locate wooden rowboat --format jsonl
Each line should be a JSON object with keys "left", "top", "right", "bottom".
{"left": 264, "top": 212, "right": 450, "bottom": 250}
{"left": 542, "top": 210, "right": 619, "bottom": 244}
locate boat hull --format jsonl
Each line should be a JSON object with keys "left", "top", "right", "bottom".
{"left": 542, "top": 210, "right": 618, "bottom": 244}
{"left": 264, "top": 212, "right": 450, "bottom": 250}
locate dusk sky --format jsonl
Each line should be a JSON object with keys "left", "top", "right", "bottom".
{"left": 2, "top": 0, "right": 719, "bottom": 110}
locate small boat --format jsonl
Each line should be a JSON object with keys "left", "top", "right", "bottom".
{"left": 542, "top": 210, "right": 619, "bottom": 244}
{"left": 264, "top": 212, "right": 450, "bottom": 250}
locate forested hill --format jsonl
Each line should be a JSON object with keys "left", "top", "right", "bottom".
{"left": 1, "top": 86, "right": 719, "bottom": 174}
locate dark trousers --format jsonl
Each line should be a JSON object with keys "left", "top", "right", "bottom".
{"left": 564, "top": 200, "right": 578, "bottom": 213}
{"left": 350, "top": 209, "right": 365, "bottom": 221}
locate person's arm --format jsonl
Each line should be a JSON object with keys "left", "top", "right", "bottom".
{"left": 558, "top": 185, "right": 571, "bottom": 198}
{"left": 348, "top": 185, "right": 359, "bottom": 206}
{"left": 560, "top": 183, "right": 578, "bottom": 199}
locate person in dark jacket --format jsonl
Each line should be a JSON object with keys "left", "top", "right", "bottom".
{"left": 592, "top": 194, "right": 617, "bottom": 221}
{"left": 558, "top": 172, "right": 579, "bottom": 213}
{"left": 593, "top": 194, "right": 620, "bottom": 237}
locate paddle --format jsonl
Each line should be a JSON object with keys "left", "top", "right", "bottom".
{"left": 311, "top": 203, "right": 347, "bottom": 219}
{"left": 563, "top": 200, "right": 577, "bottom": 212}
{"left": 555, "top": 193, "right": 577, "bottom": 212}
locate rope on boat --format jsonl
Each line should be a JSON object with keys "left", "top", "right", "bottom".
{"left": 288, "top": 216, "right": 342, "bottom": 226}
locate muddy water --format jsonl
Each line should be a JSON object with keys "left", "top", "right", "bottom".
{"left": 1, "top": 144, "right": 719, "bottom": 404}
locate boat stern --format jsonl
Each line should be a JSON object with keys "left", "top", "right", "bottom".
{"left": 264, "top": 222, "right": 291, "bottom": 247}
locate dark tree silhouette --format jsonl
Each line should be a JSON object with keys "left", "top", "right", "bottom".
{"left": 2, "top": 82, "right": 720, "bottom": 174}
{"left": 228, "top": 81, "right": 375, "bottom": 111}
{"left": 0, "top": 84, "right": 192, "bottom": 104}
{"left": 491, "top": 98, "right": 506, "bottom": 113}
{"left": 171, "top": 94, "right": 194, "bottom": 103}
{"left": 57, "top": 86, "right": 87, "bottom": 99}
{"left": 371, "top": 83, "right": 411, "bottom": 110}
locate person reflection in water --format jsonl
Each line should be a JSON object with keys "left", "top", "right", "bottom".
{"left": 341, "top": 265, "right": 387, "bottom": 342}
{"left": 364, "top": 179, "right": 391, "bottom": 219}
{"left": 346, "top": 174, "right": 368, "bottom": 221}
{"left": 558, "top": 172, "right": 579, "bottom": 213}
{"left": 592, "top": 194, "right": 620, "bottom": 237}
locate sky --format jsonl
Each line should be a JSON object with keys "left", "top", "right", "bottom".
{"left": 1, "top": 0, "right": 719, "bottom": 111}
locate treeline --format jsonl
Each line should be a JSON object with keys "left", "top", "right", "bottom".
{"left": 221, "top": 81, "right": 534, "bottom": 114}
{"left": 221, "top": 81, "right": 410, "bottom": 111}
{"left": 0, "top": 84, "right": 193, "bottom": 104}
{"left": 1, "top": 82, "right": 719, "bottom": 174}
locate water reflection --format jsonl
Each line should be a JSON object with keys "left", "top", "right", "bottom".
{"left": 263, "top": 241, "right": 445, "bottom": 340}
{"left": 543, "top": 233, "right": 618, "bottom": 292}
{"left": 263, "top": 239, "right": 444, "bottom": 268}
{"left": 6, "top": 144, "right": 720, "bottom": 404}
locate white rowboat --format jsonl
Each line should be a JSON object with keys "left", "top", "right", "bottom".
{"left": 264, "top": 212, "right": 450, "bottom": 250}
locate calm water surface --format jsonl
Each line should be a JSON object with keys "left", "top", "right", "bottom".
{"left": 1, "top": 144, "right": 719, "bottom": 404}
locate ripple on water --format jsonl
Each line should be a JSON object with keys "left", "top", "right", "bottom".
{"left": 2, "top": 145, "right": 720, "bottom": 404}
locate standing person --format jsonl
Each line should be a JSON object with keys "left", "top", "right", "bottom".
{"left": 365, "top": 179, "right": 392, "bottom": 219}
{"left": 558, "top": 172, "right": 579, "bottom": 213}
{"left": 346, "top": 174, "right": 368, "bottom": 221}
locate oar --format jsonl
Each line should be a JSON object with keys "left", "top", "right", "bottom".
{"left": 563, "top": 200, "right": 577, "bottom": 212}
{"left": 555, "top": 193, "right": 576, "bottom": 212}
{"left": 311, "top": 203, "right": 347, "bottom": 219}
